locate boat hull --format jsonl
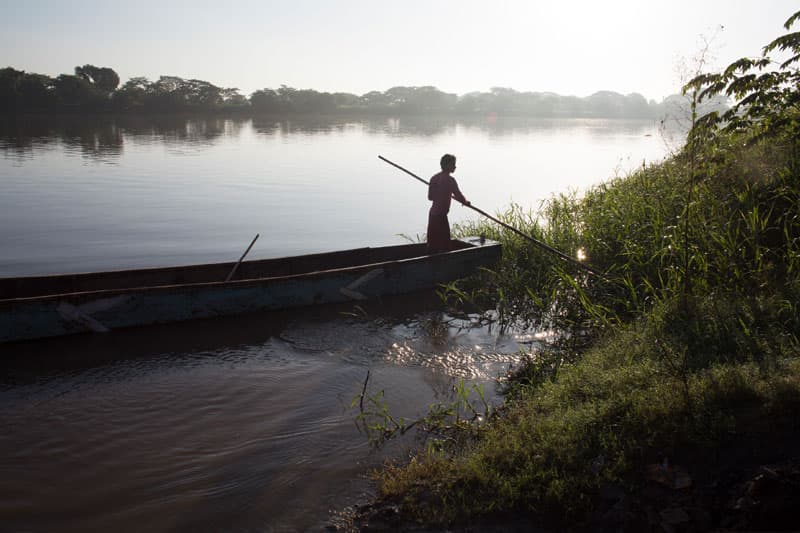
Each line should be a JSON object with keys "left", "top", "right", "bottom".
{"left": 0, "top": 237, "right": 500, "bottom": 343}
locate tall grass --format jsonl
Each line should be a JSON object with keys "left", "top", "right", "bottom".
{"left": 453, "top": 134, "right": 800, "bottom": 354}
{"left": 369, "top": 13, "right": 800, "bottom": 528}
{"left": 373, "top": 120, "right": 800, "bottom": 527}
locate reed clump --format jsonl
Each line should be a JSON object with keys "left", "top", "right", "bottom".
{"left": 370, "top": 10, "right": 800, "bottom": 530}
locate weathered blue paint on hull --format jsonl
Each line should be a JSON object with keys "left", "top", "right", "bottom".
{"left": 0, "top": 238, "right": 500, "bottom": 343}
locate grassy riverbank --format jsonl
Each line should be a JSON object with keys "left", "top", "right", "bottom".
{"left": 356, "top": 12, "right": 800, "bottom": 531}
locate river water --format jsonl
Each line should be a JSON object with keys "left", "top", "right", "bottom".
{"left": 0, "top": 114, "right": 679, "bottom": 532}
{"left": 0, "top": 114, "right": 677, "bottom": 276}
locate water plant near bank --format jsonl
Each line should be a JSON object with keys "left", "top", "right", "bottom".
{"left": 356, "top": 10, "right": 800, "bottom": 530}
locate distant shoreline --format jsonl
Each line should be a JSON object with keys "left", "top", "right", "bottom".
{"left": 1, "top": 66, "right": 727, "bottom": 120}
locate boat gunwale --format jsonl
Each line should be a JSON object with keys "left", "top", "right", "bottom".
{"left": 0, "top": 239, "right": 500, "bottom": 305}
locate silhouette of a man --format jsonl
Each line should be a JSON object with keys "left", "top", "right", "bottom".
{"left": 427, "top": 153, "right": 469, "bottom": 252}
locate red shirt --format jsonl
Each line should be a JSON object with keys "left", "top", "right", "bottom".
{"left": 428, "top": 171, "right": 466, "bottom": 216}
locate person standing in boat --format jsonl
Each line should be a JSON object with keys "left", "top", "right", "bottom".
{"left": 427, "top": 153, "right": 470, "bottom": 252}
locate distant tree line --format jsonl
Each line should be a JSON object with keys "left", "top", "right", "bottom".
{"left": 0, "top": 64, "right": 727, "bottom": 118}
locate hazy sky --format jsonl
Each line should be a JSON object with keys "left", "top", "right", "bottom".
{"left": 1, "top": 1, "right": 797, "bottom": 101}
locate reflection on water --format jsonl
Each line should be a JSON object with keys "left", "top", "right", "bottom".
{"left": 0, "top": 114, "right": 682, "bottom": 277}
{"left": 0, "top": 292, "right": 528, "bottom": 532}
{"left": 0, "top": 115, "right": 235, "bottom": 160}
{"left": 1, "top": 114, "right": 677, "bottom": 161}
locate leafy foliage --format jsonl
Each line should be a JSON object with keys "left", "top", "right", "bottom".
{"left": 0, "top": 66, "right": 247, "bottom": 113}
{"left": 684, "top": 10, "right": 800, "bottom": 150}
{"left": 75, "top": 64, "right": 120, "bottom": 93}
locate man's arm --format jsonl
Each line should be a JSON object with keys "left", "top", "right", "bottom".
{"left": 450, "top": 177, "right": 469, "bottom": 205}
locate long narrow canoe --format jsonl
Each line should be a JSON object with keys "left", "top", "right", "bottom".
{"left": 0, "top": 237, "right": 500, "bottom": 343}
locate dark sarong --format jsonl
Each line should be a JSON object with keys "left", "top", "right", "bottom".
{"left": 427, "top": 212, "right": 451, "bottom": 252}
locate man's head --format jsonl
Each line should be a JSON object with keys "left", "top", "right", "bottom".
{"left": 440, "top": 154, "right": 456, "bottom": 172}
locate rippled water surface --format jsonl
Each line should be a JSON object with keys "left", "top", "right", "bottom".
{"left": 1, "top": 295, "right": 528, "bottom": 532}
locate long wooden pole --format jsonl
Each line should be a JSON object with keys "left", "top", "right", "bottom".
{"left": 378, "top": 155, "right": 606, "bottom": 278}
{"left": 225, "top": 233, "right": 260, "bottom": 282}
